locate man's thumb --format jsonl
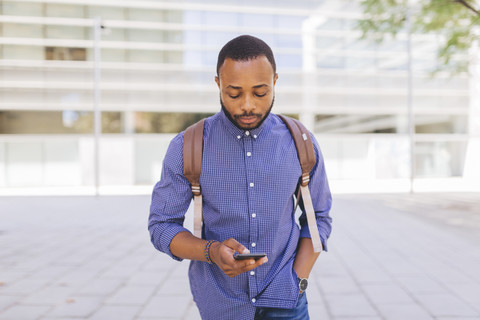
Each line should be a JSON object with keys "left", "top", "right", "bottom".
{"left": 224, "top": 238, "right": 250, "bottom": 254}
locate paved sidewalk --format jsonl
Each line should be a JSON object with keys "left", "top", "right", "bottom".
{"left": 0, "top": 193, "right": 479, "bottom": 320}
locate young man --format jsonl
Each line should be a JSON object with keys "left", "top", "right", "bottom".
{"left": 149, "top": 35, "right": 332, "bottom": 320}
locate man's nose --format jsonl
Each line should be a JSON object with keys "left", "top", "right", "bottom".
{"left": 241, "top": 95, "right": 255, "bottom": 113}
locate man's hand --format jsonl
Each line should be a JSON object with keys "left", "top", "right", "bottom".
{"left": 210, "top": 238, "right": 268, "bottom": 278}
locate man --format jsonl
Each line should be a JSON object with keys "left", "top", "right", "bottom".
{"left": 149, "top": 35, "right": 332, "bottom": 320}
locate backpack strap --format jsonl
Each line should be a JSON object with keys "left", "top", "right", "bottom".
{"left": 278, "top": 115, "right": 323, "bottom": 253}
{"left": 183, "top": 119, "right": 205, "bottom": 238}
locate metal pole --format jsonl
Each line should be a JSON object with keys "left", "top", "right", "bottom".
{"left": 93, "top": 17, "right": 102, "bottom": 196}
{"left": 406, "top": 6, "right": 415, "bottom": 193}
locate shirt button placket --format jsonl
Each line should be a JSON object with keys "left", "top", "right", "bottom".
{"left": 244, "top": 136, "right": 258, "bottom": 298}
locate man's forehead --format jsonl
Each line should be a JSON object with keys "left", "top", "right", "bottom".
{"left": 218, "top": 56, "right": 274, "bottom": 76}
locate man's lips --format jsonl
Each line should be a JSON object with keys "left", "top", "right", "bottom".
{"left": 236, "top": 115, "right": 260, "bottom": 125}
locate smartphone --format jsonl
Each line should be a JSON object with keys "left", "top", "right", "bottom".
{"left": 234, "top": 253, "right": 267, "bottom": 260}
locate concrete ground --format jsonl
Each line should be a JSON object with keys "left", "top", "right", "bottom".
{"left": 0, "top": 193, "right": 479, "bottom": 320}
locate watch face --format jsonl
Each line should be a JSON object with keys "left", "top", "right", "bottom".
{"left": 299, "top": 278, "right": 308, "bottom": 291}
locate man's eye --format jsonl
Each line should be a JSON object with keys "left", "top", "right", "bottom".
{"left": 255, "top": 93, "right": 267, "bottom": 97}
{"left": 229, "top": 95, "right": 240, "bottom": 99}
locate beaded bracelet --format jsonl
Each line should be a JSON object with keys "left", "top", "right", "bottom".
{"left": 204, "top": 240, "right": 217, "bottom": 265}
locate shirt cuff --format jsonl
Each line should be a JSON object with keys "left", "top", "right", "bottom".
{"left": 154, "top": 224, "right": 191, "bottom": 261}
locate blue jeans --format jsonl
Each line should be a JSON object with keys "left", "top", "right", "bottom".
{"left": 254, "top": 292, "right": 309, "bottom": 320}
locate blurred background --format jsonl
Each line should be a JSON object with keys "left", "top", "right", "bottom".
{"left": 1, "top": 0, "right": 479, "bottom": 195}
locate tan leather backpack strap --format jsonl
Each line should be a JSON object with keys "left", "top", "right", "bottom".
{"left": 278, "top": 115, "right": 322, "bottom": 253}
{"left": 278, "top": 115, "right": 315, "bottom": 185}
{"left": 183, "top": 119, "right": 205, "bottom": 238}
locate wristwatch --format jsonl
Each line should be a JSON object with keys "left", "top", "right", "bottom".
{"left": 298, "top": 278, "right": 308, "bottom": 293}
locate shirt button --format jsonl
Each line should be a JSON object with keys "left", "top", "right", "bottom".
{"left": 252, "top": 213, "right": 256, "bottom": 218}
{"left": 249, "top": 183, "right": 254, "bottom": 187}
{"left": 247, "top": 152, "right": 252, "bottom": 157}
{"left": 252, "top": 298, "right": 256, "bottom": 303}
{"left": 251, "top": 242, "right": 256, "bottom": 247}
{"left": 237, "top": 135, "right": 241, "bottom": 139}
{"left": 245, "top": 131, "right": 250, "bottom": 136}
{"left": 250, "top": 271, "right": 255, "bottom": 276}
{"left": 253, "top": 134, "right": 257, "bottom": 139}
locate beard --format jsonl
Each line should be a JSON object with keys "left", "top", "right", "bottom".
{"left": 220, "top": 95, "right": 275, "bottom": 130}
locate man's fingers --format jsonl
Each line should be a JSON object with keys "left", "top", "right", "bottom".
{"left": 241, "top": 257, "right": 268, "bottom": 270}
{"left": 223, "top": 238, "right": 250, "bottom": 254}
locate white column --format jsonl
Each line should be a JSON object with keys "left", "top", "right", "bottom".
{"left": 464, "top": 28, "right": 480, "bottom": 180}
{"left": 301, "top": 15, "right": 325, "bottom": 131}
{"left": 93, "top": 17, "right": 102, "bottom": 195}
{"left": 123, "top": 111, "right": 136, "bottom": 134}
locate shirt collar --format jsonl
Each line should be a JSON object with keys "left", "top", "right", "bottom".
{"left": 219, "top": 109, "right": 270, "bottom": 140}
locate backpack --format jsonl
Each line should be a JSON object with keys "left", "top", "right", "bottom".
{"left": 182, "top": 115, "right": 322, "bottom": 253}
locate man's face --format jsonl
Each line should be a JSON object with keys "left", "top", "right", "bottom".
{"left": 215, "top": 56, "right": 278, "bottom": 130}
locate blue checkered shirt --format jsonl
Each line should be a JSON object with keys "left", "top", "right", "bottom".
{"left": 149, "top": 110, "right": 332, "bottom": 320}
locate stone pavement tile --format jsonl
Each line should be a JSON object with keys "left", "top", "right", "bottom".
{"left": 335, "top": 318, "right": 382, "bottom": 320}
{"left": 308, "top": 302, "right": 330, "bottom": 319}
{"left": 317, "top": 277, "right": 362, "bottom": 295}
{"left": 0, "top": 271, "right": 26, "bottom": 285}
{"left": 98, "top": 265, "right": 141, "bottom": 279}
{"left": 126, "top": 271, "right": 167, "bottom": 286}
{"left": 139, "top": 294, "right": 193, "bottom": 318}
{"left": 29, "top": 265, "right": 72, "bottom": 281}
{"left": 168, "top": 262, "right": 191, "bottom": 279}
{"left": 377, "top": 256, "right": 426, "bottom": 277}
{"left": 349, "top": 266, "right": 392, "bottom": 284}
{"left": 448, "top": 283, "right": 480, "bottom": 313}
{"left": 155, "top": 276, "right": 191, "bottom": 296}
{"left": 0, "top": 295, "right": 17, "bottom": 311}
{"left": 362, "top": 283, "right": 414, "bottom": 305}
{"left": 183, "top": 302, "right": 202, "bottom": 320}
{"left": 435, "top": 318, "right": 480, "bottom": 320}
{"left": 415, "top": 260, "right": 474, "bottom": 285}
{"left": 75, "top": 278, "right": 124, "bottom": 296}
{"left": 324, "top": 294, "right": 379, "bottom": 318}
{"left": 0, "top": 305, "right": 51, "bottom": 320}
{"left": 87, "top": 305, "right": 142, "bottom": 320}
{"left": 21, "top": 284, "right": 75, "bottom": 304}
{"left": 40, "top": 318, "right": 83, "bottom": 320}
{"left": 375, "top": 303, "right": 433, "bottom": 320}
{"left": 395, "top": 275, "right": 447, "bottom": 295}
{"left": 315, "top": 253, "right": 348, "bottom": 278}
{"left": 105, "top": 285, "right": 156, "bottom": 305}
{"left": 414, "top": 293, "right": 479, "bottom": 317}
{"left": 44, "top": 296, "right": 103, "bottom": 318}
{"left": 53, "top": 269, "right": 99, "bottom": 288}
{"left": 75, "top": 258, "right": 112, "bottom": 274}
{"left": 141, "top": 254, "right": 177, "bottom": 272}
{"left": 1, "top": 277, "right": 51, "bottom": 295}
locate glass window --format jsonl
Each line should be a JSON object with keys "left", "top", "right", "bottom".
{"left": 415, "top": 141, "right": 467, "bottom": 177}
{"left": 2, "top": 3, "right": 43, "bottom": 16}
{"left": 45, "top": 25, "right": 86, "bottom": 40}
{"left": 415, "top": 115, "right": 468, "bottom": 134}
{"left": 46, "top": 4, "right": 85, "bottom": 18}
{"left": 2, "top": 23, "right": 43, "bottom": 38}
{"left": 314, "top": 114, "right": 408, "bottom": 134}
{"left": 134, "top": 112, "right": 214, "bottom": 133}
{"left": 45, "top": 47, "right": 87, "bottom": 61}
{"left": 0, "top": 111, "right": 123, "bottom": 134}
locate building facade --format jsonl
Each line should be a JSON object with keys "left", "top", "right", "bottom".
{"left": 0, "top": 0, "right": 478, "bottom": 194}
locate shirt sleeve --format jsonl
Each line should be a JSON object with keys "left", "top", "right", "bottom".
{"left": 148, "top": 132, "right": 193, "bottom": 261}
{"left": 298, "top": 132, "right": 333, "bottom": 251}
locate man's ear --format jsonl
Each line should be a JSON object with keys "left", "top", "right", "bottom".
{"left": 215, "top": 76, "right": 220, "bottom": 88}
{"left": 273, "top": 73, "right": 278, "bottom": 86}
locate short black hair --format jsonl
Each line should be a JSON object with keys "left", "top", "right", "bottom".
{"left": 216, "top": 35, "right": 276, "bottom": 76}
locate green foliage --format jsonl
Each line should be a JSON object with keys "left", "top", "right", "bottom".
{"left": 358, "top": 0, "right": 480, "bottom": 73}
